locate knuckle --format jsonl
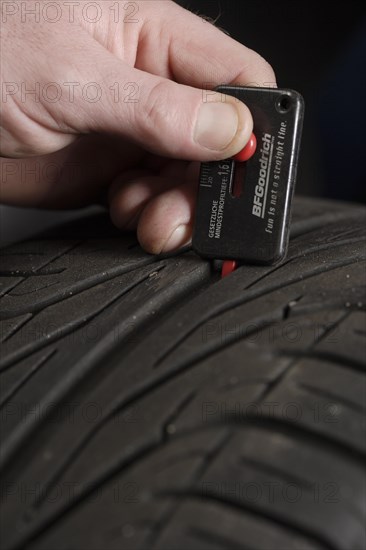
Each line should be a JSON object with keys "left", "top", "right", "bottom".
{"left": 143, "top": 80, "right": 175, "bottom": 133}
{"left": 258, "top": 56, "right": 276, "bottom": 84}
{"left": 242, "top": 49, "right": 277, "bottom": 87}
{"left": 253, "top": 52, "right": 276, "bottom": 86}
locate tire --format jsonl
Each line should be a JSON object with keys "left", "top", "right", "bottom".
{"left": 0, "top": 196, "right": 365, "bottom": 550}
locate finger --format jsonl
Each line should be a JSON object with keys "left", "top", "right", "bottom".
{"left": 109, "top": 172, "right": 184, "bottom": 230}
{"left": 137, "top": 179, "right": 197, "bottom": 255}
{"left": 135, "top": 1, "right": 276, "bottom": 88}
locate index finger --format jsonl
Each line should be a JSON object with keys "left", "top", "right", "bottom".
{"left": 136, "top": 1, "right": 276, "bottom": 89}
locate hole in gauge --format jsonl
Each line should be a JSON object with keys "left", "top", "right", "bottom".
{"left": 277, "top": 95, "right": 292, "bottom": 113}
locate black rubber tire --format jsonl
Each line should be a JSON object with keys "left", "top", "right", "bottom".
{"left": 0, "top": 196, "right": 365, "bottom": 550}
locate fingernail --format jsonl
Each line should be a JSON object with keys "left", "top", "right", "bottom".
{"left": 161, "top": 224, "right": 191, "bottom": 253}
{"left": 194, "top": 101, "right": 239, "bottom": 150}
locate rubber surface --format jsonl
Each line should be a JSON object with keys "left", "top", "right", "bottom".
{"left": 0, "top": 197, "right": 365, "bottom": 550}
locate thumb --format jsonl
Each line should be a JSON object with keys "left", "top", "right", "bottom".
{"left": 64, "top": 52, "right": 253, "bottom": 161}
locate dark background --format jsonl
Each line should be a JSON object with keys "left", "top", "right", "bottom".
{"left": 177, "top": 0, "right": 366, "bottom": 202}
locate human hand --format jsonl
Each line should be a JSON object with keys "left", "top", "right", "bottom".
{"left": 0, "top": 0, "right": 275, "bottom": 253}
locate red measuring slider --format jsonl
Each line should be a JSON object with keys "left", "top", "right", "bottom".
{"left": 221, "top": 132, "right": 257, "bottom": 278}
{"left": 232, "top": 132, "right": 257, "bottom": 162}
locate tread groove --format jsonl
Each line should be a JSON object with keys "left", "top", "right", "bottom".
{"left": 145, "top": 431, "right": 232, "bottom": 549}
{"left": 239, "top": 456, "right": 313, "bottom": 488}
{"left": 153, "top": 256, "right": 364, "bottom": 370}
{"left": 0, "top": 266, "right": 165, "bottom": 371}
{"left": 188, "top": 527, "right": 252, "bottom": 550}
{"left": 280, "top": 350, "right": 366, "bottom": 374}
{"left": 188, "top": 526, "right": 254, "bottom": 550}
{"left": 257, "top": 312, "right": 349, "bottom": 403}
{"left": 295, "top": 382, "right": 366, "bottom": 413}
{"left": 0, "top": 349, "right": 56, "bottom": 408}
{"left": 156, "top": 492, "right": 336, "bottom": 550}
